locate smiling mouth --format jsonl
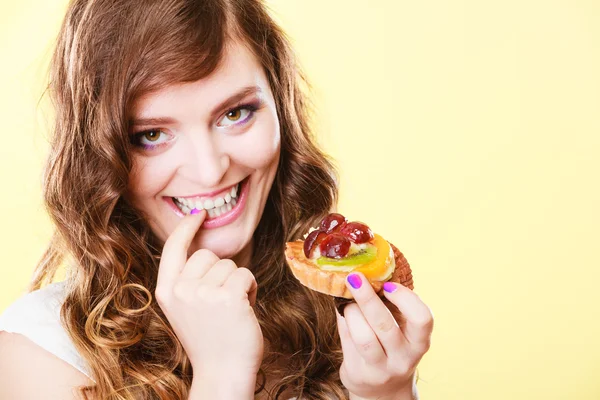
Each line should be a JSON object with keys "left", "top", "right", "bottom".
{"left": 171, "top": 179, "right": 245, "bottom": 218}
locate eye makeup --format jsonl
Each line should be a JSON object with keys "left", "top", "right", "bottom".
{"left": 130, "top": 129, "right": 174, "bottom": 151}
{"left": 216, "top": 100, "right": 262, "bottom": 128}
{"left": 129, "top": 98, "right": 264, "bottom": 151}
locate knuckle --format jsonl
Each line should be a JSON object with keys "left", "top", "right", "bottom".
{"left": 358, "top": 340, "right": 378, "bottom": 354}
{"left": 340, "top": 367, "right": 366, "bottom": 387}
{"left": 411, "top": 295, "right": 434, "bottom": 324}
{"left": 352, "top": 374, "right": 369, "bottom": 387}
{"left": 424, "top": 340, "right": 432, "bottom": 353}
{"left": 172, "top": 282, "right": 189, "bottom": 301}
{"left": 236, "top": 267, "right": 255, "bottom": 281}
{"left": 195, "top": 284, "right": 216, "bottom": 301}
{"left": 391, "top": 359, "right": 412, "bottom": 377}
{"left": 415, "top": 311, "right": 434, "bottom": 330}
{"left": 217, "top": 259, "right": 237, "bottom": 272}
{"left": 375, "top": 319, "right": 396, "bottom": 333}
{"left": 426, "top": 307, "right": 435, "bottom": 326}
{"left": 220, "top": 258, "right": 237, "bottom": 267}
{"left": 362, "top": 293, "right": 382, "bottom": 309}
{"left": 154, "top": 287, "right": 170, "bottom": 305}
{"left": 194, "top": 248, "right": 213, "bottom": 257}
{"left": 192, "top": 248, "right": 218, "bottom": 263}
{"left": 417, "top": 339, "right": 432, "bottom": 354}
{"left": 216, "top": 290, "right": 235, "bottom": 305}
{"left": 344, "top": 303, "right": 360, "bottom": 315}
{"left": 160, "top": 241, "right": 175, "bottom": 255}
{"left": 369, "top": 372, "right": 392, "bottom": 387}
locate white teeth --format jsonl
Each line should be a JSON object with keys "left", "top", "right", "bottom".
{"left": 174, "top": 181, "right": 242, "bottom": 216}
{"left": 174, "top": 196, "right": 235, "bottom": 216}
{"left": 174, "top": 199, "right": 191, "bottom": 215}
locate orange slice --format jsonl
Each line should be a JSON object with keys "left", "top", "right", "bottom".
{"left": 354, "top": 233, "right": 392, "bottom": 280}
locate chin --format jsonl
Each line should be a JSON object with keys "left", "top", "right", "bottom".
{"left": 191, "top": 229, "right": 251, "bottom": 260}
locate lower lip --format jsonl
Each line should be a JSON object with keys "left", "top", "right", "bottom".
{"left": 203, "top": 179, "right": 249, "bottom": 229}
{"left": 165, "top": 177, "right": 250, "bottom": 229}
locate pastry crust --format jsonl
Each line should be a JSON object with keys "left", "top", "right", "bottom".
{"left": 284, "top": 240, "right": 413, "bottom": 299}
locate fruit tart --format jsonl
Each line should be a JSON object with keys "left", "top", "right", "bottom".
{"left": 284, "top": 213, "right": 414, "bottom": 299}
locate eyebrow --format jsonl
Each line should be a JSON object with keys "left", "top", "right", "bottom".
{"left": 129, "top": 85, "right": 262, "bottom": 127}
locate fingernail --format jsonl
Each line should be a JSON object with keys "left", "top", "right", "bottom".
{"left": 190, "top": 208, "right": 200, "bottom": 215}
{"left": 347, "top": 273, "right": 362, "bottom": 289}
{"left": 383, "top": 282, "right": 397, "bottom": 293}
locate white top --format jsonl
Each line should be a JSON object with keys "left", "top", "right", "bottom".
{"left": 0, "top": 281, "right": 94, "bottom": 381}
{"left": 0, "top": 282, "right": 344, "bottom": 399}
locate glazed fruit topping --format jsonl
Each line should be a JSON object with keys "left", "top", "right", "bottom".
{"left": 319, "top": 234, "right": 351, "bottom": 258}
{"left": 304, "top": 230, "right": 328, "bottom": 258}
{"left": 304, "top": 213, "right": 375, "bottom": 259}
{"left": 320, "top": 213, "right": 347, "bottom": 233}
{"left": 316, "top": 246, "right": 376, "bottom": 266}
{"left": 340, "top": 222, "right": 374, "bottom": 244}
{"left": 353, "top": 233, "right": 391, "bottom": 280}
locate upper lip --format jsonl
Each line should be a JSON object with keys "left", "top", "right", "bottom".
{"left": 170, "top": 180, "right": 242, "bottom": 199}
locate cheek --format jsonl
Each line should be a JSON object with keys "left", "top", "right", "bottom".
{"left": 231, "top": 115, "right": 281, "bottom": 168}
{"left": 128, "top": 157, "right": 173, "bottom": 206}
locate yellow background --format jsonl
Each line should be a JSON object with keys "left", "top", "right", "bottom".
{"left": 1, "top": 1, "right": 599, "bottom": 399}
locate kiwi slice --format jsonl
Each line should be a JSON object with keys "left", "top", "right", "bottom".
{"left": 316, "top": 246, "right": 377, "bottom": 267}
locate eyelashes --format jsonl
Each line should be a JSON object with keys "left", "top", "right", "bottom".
{"left": 130, "top": 101, "right": 262, "bottom": 151}
{"left": 131, "top": 129, "right": 171, "bottom": 151}
{"left": 217, "top": 102, "right": 259, "bottom": 127}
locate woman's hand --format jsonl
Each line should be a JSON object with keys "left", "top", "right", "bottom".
{"left": 155, "top": 210, "right": 263, "bottom": 395}
{"left": 337, "top": 272, "right": 433, "bottom": 400}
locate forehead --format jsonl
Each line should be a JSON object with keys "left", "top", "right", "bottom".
{"left": 131, "top": 42, "right": 268, "bottom": 117}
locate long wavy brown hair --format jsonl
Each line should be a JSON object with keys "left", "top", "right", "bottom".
{"left": 30, "top": 0, "right": 346, "bottom": 398}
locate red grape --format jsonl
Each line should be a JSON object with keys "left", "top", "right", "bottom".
{"left": 320, "top": 213, "right": 347, "bottom": 233}
{"left": 304, "top": 230, "right": 327, "bottom": 258}
{"left": 340, "top": 222, "right": 374, "bottom": 244}
{"left": 319, "top": 234, "right": 351, "bottom": 258}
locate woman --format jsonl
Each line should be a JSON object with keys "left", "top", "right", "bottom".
{"left": 0, "top": 0, "right": 433, "bottom": 399}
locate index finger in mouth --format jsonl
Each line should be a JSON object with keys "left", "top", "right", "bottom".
{"left": 157, "top": 209, "right": 207, "bottom": 289}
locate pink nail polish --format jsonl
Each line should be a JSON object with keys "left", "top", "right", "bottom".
{"left": 347, "top": 273, "right": 362, "bottom": 289}
{"left": 383, "top": 282, "right": 397, "bottom": 293}
{"left": 190, "top": 208, "right": 200, "bottom": 215}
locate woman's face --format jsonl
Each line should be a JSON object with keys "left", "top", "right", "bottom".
{"left": 127, "top": 42, "right": 281, "bottom": 265}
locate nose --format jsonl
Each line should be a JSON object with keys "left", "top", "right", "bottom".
{"left": 179, "top": 133, "right": 230, "bottom": 188}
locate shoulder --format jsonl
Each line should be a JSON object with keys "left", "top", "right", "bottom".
{"left": 0, "top": 280, "right": 67, "bottom": 320}
{"left": 0, "top": 281, "right": 69, "bottom": 346}
{"left": 0, "top": 282, "right": 94, "bottom": 386}
{"left": 0, "top": 330, "right": 93, "bottom": 399}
